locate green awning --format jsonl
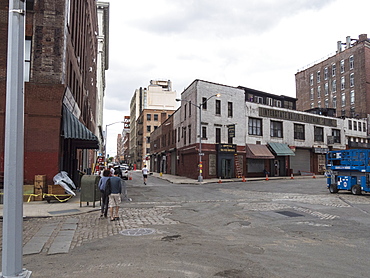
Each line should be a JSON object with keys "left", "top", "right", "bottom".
{"left": 62, "top": 105, "right": 99, "bottom": 149}
{"left": 268, "top": 142, "right": 295, "bottom": 156}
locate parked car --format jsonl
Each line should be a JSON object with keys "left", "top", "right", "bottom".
{"left": 120, "top": 165, "right": 129, "bottom": 180}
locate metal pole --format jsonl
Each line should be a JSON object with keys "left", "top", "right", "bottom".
{"left": 1, "top": 0, "right": 31, "bottom": 277}
{"left": 198, "top": 105, "right": 203, "bottom": 182}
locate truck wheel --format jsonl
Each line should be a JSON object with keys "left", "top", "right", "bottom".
{"left": 351, "top": 184, "right": 361, "bottom": 195}
{"left": 329, "top": 184, "right": 338, "bottom": 193}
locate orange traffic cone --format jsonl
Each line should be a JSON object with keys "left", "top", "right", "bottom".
{"left": 242, "top": 176, "right": 246, "bottom": 182}
{"left": 291, "top": 173, "right": 294, "bottom": 179}
{"left": 218, "top": 177, "right": 222, "bottom": 183}
{"left": 312, "top": 173, "right": 316, "bottom": 179}
{"left": 265, "top": 174, "right": 269, "bottom": 181}
{"left": 128, "top": 172, "right": 132, "bottom": 180}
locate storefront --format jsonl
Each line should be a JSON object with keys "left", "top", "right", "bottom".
{"left": 217, "top": 144, "right": 236, "bottom": 178}
{"left": 267, "top": 142, "right": 295, "bottom": 176}
{"left": 246, "top": 144, "right": 275, "bottom": 177}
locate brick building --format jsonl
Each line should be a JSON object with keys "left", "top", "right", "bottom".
{"left": 0, "top": 0, "right": 105, "bottom": 185}
{"left": 296, "top": 34, "right": 370, "bottom": 122}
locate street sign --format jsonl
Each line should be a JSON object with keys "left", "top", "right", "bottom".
{"left": 199, "top": 153, "right": 204, "bottom": 156}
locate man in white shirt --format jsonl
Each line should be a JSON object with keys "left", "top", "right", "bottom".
{"left": 142, "top": 165, "right": 149, "bottom": 185}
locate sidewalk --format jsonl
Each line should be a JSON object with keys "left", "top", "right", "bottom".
{"left": 0, "top": 173, "right": 324, "bottom": 218}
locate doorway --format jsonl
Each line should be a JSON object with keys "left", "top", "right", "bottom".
{"left": 221, "top": 158, "right": 232, "bottom": 179}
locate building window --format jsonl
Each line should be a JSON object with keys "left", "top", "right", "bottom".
{"left": 154, "top": 126, "right": 158, "bottom": 130}
{"left": 294, "top": 124, "right": 305, "bottom": 140}
{"left": 350, "top": 90, "right": 355, "bottom": 105}
{"left": 317, "top": 86, "right": 321, "bottom": 98}
{"left": 348, "top": 120, "right": 352, "bottom": 130}
{"left": 349, "top": 55, "right": 354, "bottom": 70}
{"left": 184, "top": 104, "right": 187, "bottom": 119}
{"left": 310, "top": 102, "right": 314, "bottom": 109}
{"left": 325, "top": 83, "right": 328, "bottom": 95}
{"left": 317, "top": 71, "right": 321, "bottom": 83}
{"left": 146, "top": 137, "right": 150, "bottom": 144}
{"left": 202, "top": 126, "right": 207, "bottom": 139}
{"left": 350, "top": 73, "right": 354, "bottom": 87}
{"left": 354, "top": 121, "right": 357, "bottom": 131}
{"left": 363, "top": 123, "right": 366, "bottom": 133}
{"left": 183, "top": 128, "right": 186, "bottom": 145}
{"left": 256, "top": 96, "right": 263, "bottom": 104}
{"left": 333, "top": 96, "right": 337, "bottom": 109}
{"left": 228, "top": 102, "right": 233, "bottom": 117}
{"left": 318, "top": 100, "right": 321, "bottom": 108}
{"left": 215, "top": 99, "right": 221, "bottom": 115}
{"left": 332, "top": 79, "right": 336, "bottom": 93}
{"left": 147, "top": 126, "right": 151, "bottom": 132}
{"left": 341, "top": 93, "right": 346, "bottom": 107}
{"left": 310, "top": 88, "right": 314, "bottom": 100}
{"left": 341, "top": 76, "right": 345, "bottom": 90}
{"left": 324, "top": 67, "right": 328, "bottom": 80}
{"left": 310, "top": 73, "right": 314, "bottom": 86}
{"left": 359, "top": 122, "right": 362, "bottom": 132}
{"left": 147, "top": 114, "right": 151, "bottom": 121}
{"left": 267, "top": 97, "right": 273, "bottom": 106}
{"left": 154, "top": 114, "right": 158, "bottom": 121}
{"left": 325, "top": 98, "right": 329, "bottom": 108}
{"left": 270, "top": 121, "right": 283, "bottom": 138}
{"left": 215, "top": 128, "right": 221, "bottom": 143}
{"left": 188, "top": 125, "right": 191, "bottom": 144}
{"left": 332, "top": 63, "right": 336, "bottom": 77}
{"left": 178, "top": 127, "right": 180, "bottom": 142}
{"left": 340, "top": 59, "right": 345, "bottom": 73}
{"left": 25, "top": 39, "right": 31, "bottom": 82}
{"left": 314, "top": 126, "right": 324, "bottom": 142}
{"left": 275, "top": 100, "right": 282, "bottom": 108}
{"left": 202, "top": 97, "right": 207, "bottom": 110}
{"left": 332, "top": 129, "right": 341, "bottom": 143}
{"left": 248, "top": 118, "right": 262, "bottom": 136}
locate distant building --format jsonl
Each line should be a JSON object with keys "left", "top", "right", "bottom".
{"left": 296, "top": 34, "right": 370, "bottom": 124}
{"left": 129, "top": 80, "right": 177, "bottom": 168}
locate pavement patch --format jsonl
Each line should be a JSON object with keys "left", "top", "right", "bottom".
{"left": 276, "top": 210, "right": 304, "bottom": 217}
{"left": 48, "top": 209, "right": 80, "bottom": 215}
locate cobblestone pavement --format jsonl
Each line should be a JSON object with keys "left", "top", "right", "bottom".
{"left": 2, "top": 188, "right": 370, "bottom": 256}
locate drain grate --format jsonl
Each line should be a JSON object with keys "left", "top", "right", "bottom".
{"left": 276, "top": 210, "right": 304, "bottom": 217}
{"left": 119, "top": 228, "right": 156, "bottom": 236}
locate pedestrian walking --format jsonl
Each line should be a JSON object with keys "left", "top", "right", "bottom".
{"left": 97, "top": 169, "right": 110, "bottom": 218}
{"left": 142, "top": 165, "right": 149, "bottom": 185}
{"left": 108, "top": 170, "right": 123, "bottom": 221}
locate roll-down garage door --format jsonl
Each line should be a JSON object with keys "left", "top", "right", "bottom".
{"left": 290, "top": 148, "right": 310, "bottom": 174}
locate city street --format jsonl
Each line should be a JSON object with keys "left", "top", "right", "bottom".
{"left": 6, "top": 172, "right": 370, "bottom": 277}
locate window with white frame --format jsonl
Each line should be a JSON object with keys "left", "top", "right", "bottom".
{"left": 310, "top": 88, "right": 314, "bottom": 100}
{"left": 333, "top": 96, "right": 337, "bottom": 108}
{"left": 267, "top": 97, "right": 273, "bottom": 106}
{"left": 349, "top": 55, "right": 354, "bottom": 70}
{"left": 325, "top": 83, "right": 328, "bottom": 95}
{"left": 317, "top": 86, "right": 321, "bottom": 98}
{"left": 274, "top": 100, "right": 282, "bottom": 107}
{"left": 340, "top": 60, "right": 345, "bottom": 73}
{"left": 359, "top": 122, "right": 362, "bottom": 132}
{"left": 25, "top": 39, "right": 31, "bottom": 82}
{"left": 332, "top": 129, "right": 341, "bottom": 143}
{"left": 310, "top": 102, "right": 314, "bottom": 109}
{"left": 317, "top": 71, "right": 321, "bottom": 83}
{"left": 324, "top": 67, "right": 328, "bottom": 80}
{"left": 341, "top": 76, "right": 345, "bottom": 90}
{"left": 318, "top": 100, "right": 321, "bottom": 108}
{"left": 332, "top": 63, "right": 336, "bottom": 77}
{"left": 354, "top": 121, "right": 357, "bottom": 131}
{"left": 332, "top": 79, "right": 336, "bottom": 93}
{"left": 294, "top": 124, "right": 305, "bottom": 140}
{"left": 350, "top": 90, "right": 355, "bottom": 105}
{"left": 310, "top": 73, "right": 314, "bottom": 86}
{"left": 341, "top": 93, "right": 346, "bottom": 107}
{"left": 325, "top": 98, "right": 329, "bottom": 108}
{"left": 314, "top": 126, "right": 324, "bottom": 142}
{"left": 350, "top": 73, "right": 354, "bottom": 87}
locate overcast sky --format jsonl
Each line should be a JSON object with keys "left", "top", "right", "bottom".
{"left": 103, "top": 0, "right": 369, "bottom": 157}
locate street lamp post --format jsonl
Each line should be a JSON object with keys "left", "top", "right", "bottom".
{"left": 176, "top": 94, "right": 220, "bottom": 182}
{"left": 104, "top": 121, "right": 124, "bottom": 165}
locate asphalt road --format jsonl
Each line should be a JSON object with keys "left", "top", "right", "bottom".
{"left": 21, "top": 173, "right": 370, "bottom": 277}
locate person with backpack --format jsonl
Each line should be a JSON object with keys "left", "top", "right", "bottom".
{"left": 107, "top": 169, "right": 123, "bottom": 221}
{"left": 97, "top": 169, "right": 111, "bottom": 218}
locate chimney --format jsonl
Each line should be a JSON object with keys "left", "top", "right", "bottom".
{"left": 346, "top": 36, "right": 351, "bottom": 49}
{"left": 359, "top": 34, "right": 368, "bottom": 42}
{"left": 337, "top": 41, "right": 342, "bottom": 53}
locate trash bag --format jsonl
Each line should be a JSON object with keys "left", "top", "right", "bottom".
{"left": 53, "top": 171, "right": 76, "bottom": 196}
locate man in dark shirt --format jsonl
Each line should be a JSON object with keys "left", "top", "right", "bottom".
{"left": 108, "top": 170, "right": 123, "bottom": 221}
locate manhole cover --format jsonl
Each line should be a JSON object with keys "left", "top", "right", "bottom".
{"left": 120, "top": 228, "right": 156, "bottom": 236}
{"left": 276, "top": 210, "right": 304, "bottom": 217}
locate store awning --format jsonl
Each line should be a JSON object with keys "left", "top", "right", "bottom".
{"left": 268, "top": 142, "right": 295, "bottom": 156}
{"left": 62, "top": 105, "right": 99, "bottom": 149}
{"left": 246, "top": 144, "right": 275, "bottom": 159}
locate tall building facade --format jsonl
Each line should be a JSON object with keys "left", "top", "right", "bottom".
{"left": 0, "top": 0, "right": 107, "bottom": 185}
{"left": 296, "top": 34, "right": 370, "bottom": 124}
{"left": 129, "top": 80, "right": 177, "bottom": 168}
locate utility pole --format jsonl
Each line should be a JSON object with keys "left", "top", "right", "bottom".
{"left": 1, "top": 0, "right": 32, "bottom": 277}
